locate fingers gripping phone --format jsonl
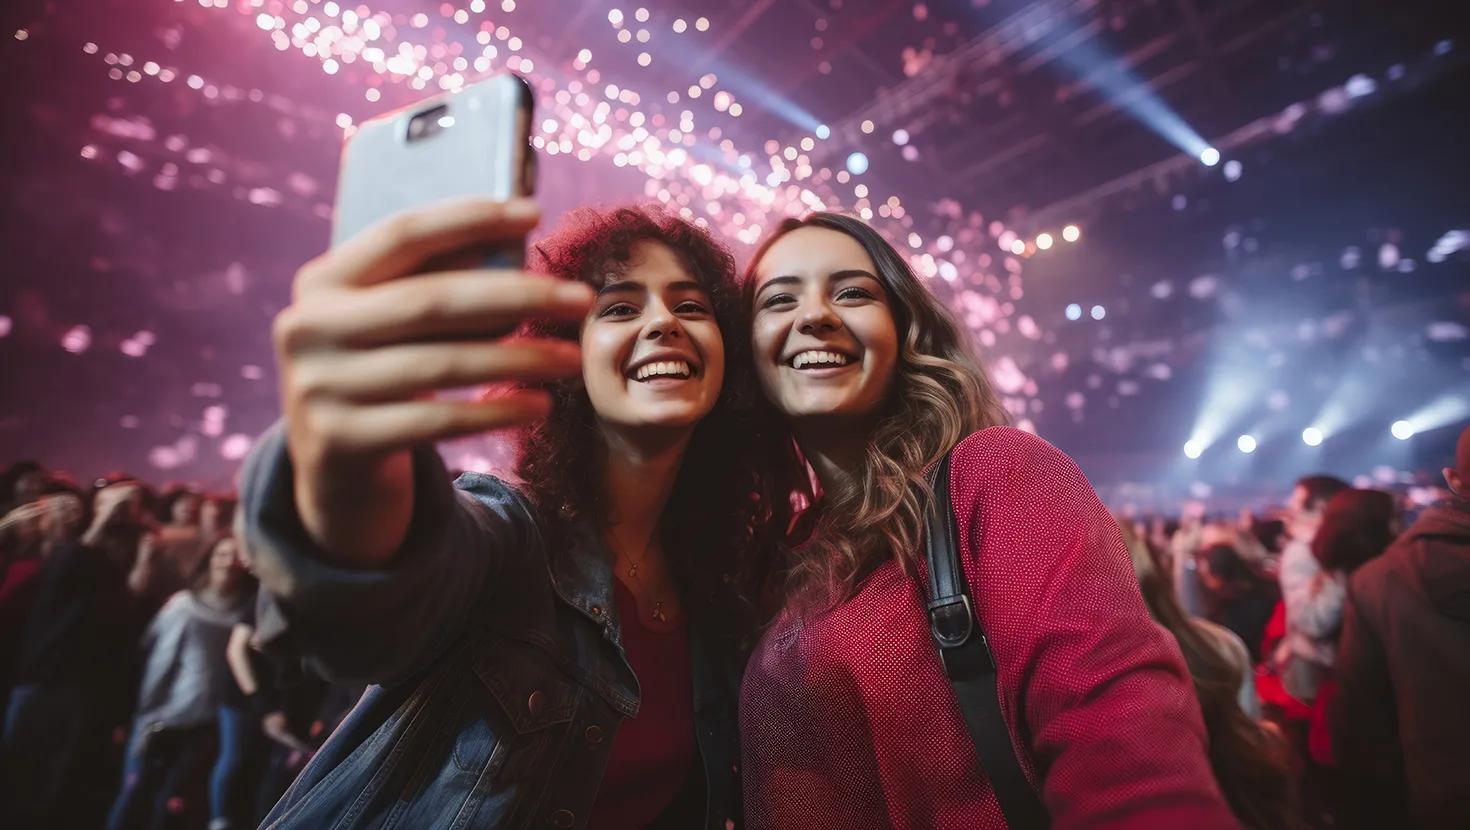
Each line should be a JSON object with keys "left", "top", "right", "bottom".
{"left": 331, "top": 73, "right": 536, "bottom": 267}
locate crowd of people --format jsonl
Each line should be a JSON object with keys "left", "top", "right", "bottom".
{"left": 0, "top": 465, "right": 361, "bottom": 829}
{"left": 1, "top": 199, "right": 1466, "bottom": 830}
{"left": 1118, "top": 455, "right": 1470, "bottom": 828}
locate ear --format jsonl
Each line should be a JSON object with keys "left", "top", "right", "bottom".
{"left": 1445, "top": 467, "right": 1464, "bottom": 497}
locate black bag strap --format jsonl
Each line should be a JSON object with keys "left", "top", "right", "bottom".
{"left": 925, "top": 451, "right": 1049, "bottom": 829}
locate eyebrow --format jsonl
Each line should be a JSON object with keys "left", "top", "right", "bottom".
{"left": 755, "top": 269, "right": 880, "bottom": 296}
{"left": 596, "top": 278, "right": 708, "bottom": 297}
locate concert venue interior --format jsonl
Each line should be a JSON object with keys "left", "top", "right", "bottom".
{"left": 4, "top": 0, "right": 1465, "bottom": 504}
{"left": 2, "top": 2, "right": 1470, "bottom": 828}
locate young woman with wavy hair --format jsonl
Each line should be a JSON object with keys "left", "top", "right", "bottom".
{"left": 238, "top": 199, "right": 755, "bottom": 828}
{"left": 737, "top": 212, "right": 1241, "bottom": 829}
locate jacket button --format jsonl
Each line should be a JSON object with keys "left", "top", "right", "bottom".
{"left": 548, "top": 809, "right": 575, "bottom": 827}
{"left": 527, "top": 690, "right": 544, "bottom": 717}
{"left": 584, "top": 725, "right": 604, "bottom": 743}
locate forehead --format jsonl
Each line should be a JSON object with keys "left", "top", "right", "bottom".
{"left": 612, "top": 239, "right": 699, "bottom": 290}
{"left": 754, "top": 226, "right": 875, "bottom": 286}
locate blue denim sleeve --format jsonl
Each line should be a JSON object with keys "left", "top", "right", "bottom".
{"left": 240, "top": 422, "right": 535, "bottom": 687}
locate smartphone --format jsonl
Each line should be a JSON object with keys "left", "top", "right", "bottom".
{"left": 331, "top": 73, "right": 536, "bottom": 268}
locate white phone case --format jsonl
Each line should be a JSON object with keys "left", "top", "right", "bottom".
{"left": 331, "top": 74, "right": 534, "bottom": 266}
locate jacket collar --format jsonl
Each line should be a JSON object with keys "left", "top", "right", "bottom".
{"left": 546, "top": 520, "right": 617, "bottom": 631}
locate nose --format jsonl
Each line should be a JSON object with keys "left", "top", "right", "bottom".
{"left": 797, "top": 298, "right": 842, "bottom": 335}
{"left": 644, "top": 304, "right": 685, "bottom": 341}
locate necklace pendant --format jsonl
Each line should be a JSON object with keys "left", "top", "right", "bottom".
{"left": 626, "top": 562, "right": 639, "bottom": 578}
{"left": 651, "top": 603, "right": 667, "bottom": 623}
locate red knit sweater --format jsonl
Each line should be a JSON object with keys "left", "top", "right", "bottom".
{"left": 740, "top": 427, "right": 1240, "bottom": 829}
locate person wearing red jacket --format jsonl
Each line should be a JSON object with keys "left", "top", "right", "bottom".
{"left": 737, "top": 212, "right": 1257, "bottom": 829}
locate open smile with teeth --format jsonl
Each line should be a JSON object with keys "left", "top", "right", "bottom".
{"left": 789, "top": 350, "right": 853, "bottom": 369}
{"left": 632, "top": 360, "right": 694, "bottom": 382}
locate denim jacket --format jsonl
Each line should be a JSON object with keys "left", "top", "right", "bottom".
{"left": 240, "top": 424, "right": 743, "bottom": 829}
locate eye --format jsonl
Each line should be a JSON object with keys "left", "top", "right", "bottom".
{"left": 760, "top": 293, "right": 796, "bottom": 310}
{"left": 675, "top": 300, "right": 710, "bottom": 315}
{"left": 835, "top": 287, "right": 875, "bottom": 302}
{"left": 598, "top": 302, "right": 639, "bottom": 319}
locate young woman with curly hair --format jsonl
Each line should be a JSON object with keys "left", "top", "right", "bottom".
{"left": 737, "top": 213, "right": 1244, "bottom": 829}
{"left": 238, "top": 198, "right": 755, "bottom": 828}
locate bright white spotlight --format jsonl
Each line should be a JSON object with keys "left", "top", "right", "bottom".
{"left": 1065, "top": 303, "right": 1082, "bottom": 321}
{"left": 1009, "top": 238, "right": 1026, "bottom": 255}
{"left": 1061, "top": 224, "right": 1080, "bottom": 242}
{"left": 1391, "top": 420, "right": 1415, "bottom": 440}
{"left": 892, "top": 129, "right": 909, "bottom": 146}
{"left": 1090, "top": 304, "right": 1106, "bottom": 320}
{"left": 1302, "top": 427, "right": 1324, "bottom": 447}
{"left": 845, "top": 152, "right": 869, "bottom": 175}
{"left": 1035, "top": 232, "right": 1053, "bottom": 250}
{"left": 1183, "top": 439, "right": 1204, "bottom": 459}
{"left": 1237, "top": 434, "right": 1257, "bottom": 454}
{"left": 815, "top": 124, "right": 830, "bottom": 140}
{"left": 1199, "top": 147, "right": 1221, "bottom": 166}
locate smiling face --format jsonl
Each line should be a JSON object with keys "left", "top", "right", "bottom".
{"left": 580, "top": 239, "right": 725, "bottom": 435}
{"left": 749, "top": 226, "right": 900, "bottom": 425}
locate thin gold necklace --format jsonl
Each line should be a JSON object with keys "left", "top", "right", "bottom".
{"left": 610, "top": 528, "right": 671, "bottom": 624}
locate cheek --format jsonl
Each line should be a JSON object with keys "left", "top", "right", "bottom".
{"left": 750, "top": 315, "right": 785, "bottom": 358}
{"left": 694, "top": 325, "right": 726, "bottom": 385}
{"left": 579, "top": 324, "right": 630, "bottom": 394}
{"left": 852, "top": 311, "right": 900, "bottom": 370}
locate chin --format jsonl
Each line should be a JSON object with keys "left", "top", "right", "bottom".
{"left": 633, "top": 401, "right": 713, "bottom": 430}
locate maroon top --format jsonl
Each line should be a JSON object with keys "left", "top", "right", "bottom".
{"left": 740, "top": 427, "right": 1241, "bottom": 829}
{"left": 588, "top": 577, "right": 696, "bottom": 829}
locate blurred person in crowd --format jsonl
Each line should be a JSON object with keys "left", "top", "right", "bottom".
{"left": 738, "top": 214, "right": 1237, "bottom": 828}
{"left": 1287, "top": 489, "right": 1398, "bottom": 827}
{"left": 1292, "top": 489, "right": 1398, "bottom": 702}
{"left": 0, "top": 488, "right": 87, "bottom": 714}
{"left": 1118, "top": 519, "right": 1299, "bottom": 828}
{"left": 106, "top": 533, "right": 256, "bottom": 830}
{"left": 156, "top": 486, "right": 203, "bottom": 528}
{"left": 1276, "top": 475, "right": 1350, "bottom": 702}
{"left": 1332, "top": 424, "right": 1470, "bottom": 829}
{"left": 224, "top": 607, "right": 311, "bottom": 824}
{"left": 0, "top": 459, "right": 47, "bottom": 515}
{"left": 1121, "top": 520, "right": 1259, "bottom": 716}
{"left": 1172, "top": 504, "right": 1274, "bottom": 625}
{"left": 139, "top": 486, "right": 210, "bottom": 609}
{"left": 199, "top": 494, "right": 235, "bottom": 539}
{"left": 1, "top": 480, "right": 150, "bottom": 827}
{"left": 239, "top": 200, "right": 755, "bottom": 828}
{"left": 1198, "top": 541, "right": 1279, "bottom": 663}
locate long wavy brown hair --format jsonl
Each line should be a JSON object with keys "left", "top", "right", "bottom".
{"left": 517, "top": 205, "right": 759, "bottom": 637}
{"left": 742, "top": 212, "right": 1009, "bottom": 612}
{"left": 1118, "top": 520, "right": 1301, "bottom": 830}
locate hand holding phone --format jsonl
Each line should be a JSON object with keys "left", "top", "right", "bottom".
{"left": 270, "top": 74, "right": 585, "bottom": 566}
{"left": 276, "top": 196, "right": 590, "bottom": 569}
{"left": 273, "top": 197, "right": 592, "bottom": 565}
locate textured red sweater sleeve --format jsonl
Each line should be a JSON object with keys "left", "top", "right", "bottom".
{"left": 950, "top": 427, "right": 1239, "bottom": 829}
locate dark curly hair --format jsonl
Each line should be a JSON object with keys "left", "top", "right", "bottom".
{"left": 517, "top": 204, "right": 761, "bottom": 640}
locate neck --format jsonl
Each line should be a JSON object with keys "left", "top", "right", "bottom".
{"left": 794, "top": 418, "right": 871, "bottom": 498}
{"left": 599, "top": 425, "right": 694, "bottom": 557}
{"left": 199, "top": 582, "right": 232, "bottom": 604}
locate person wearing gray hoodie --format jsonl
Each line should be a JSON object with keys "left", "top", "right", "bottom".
{"left": 1332, "top": 423, "right": 1470, "bottom": 830}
